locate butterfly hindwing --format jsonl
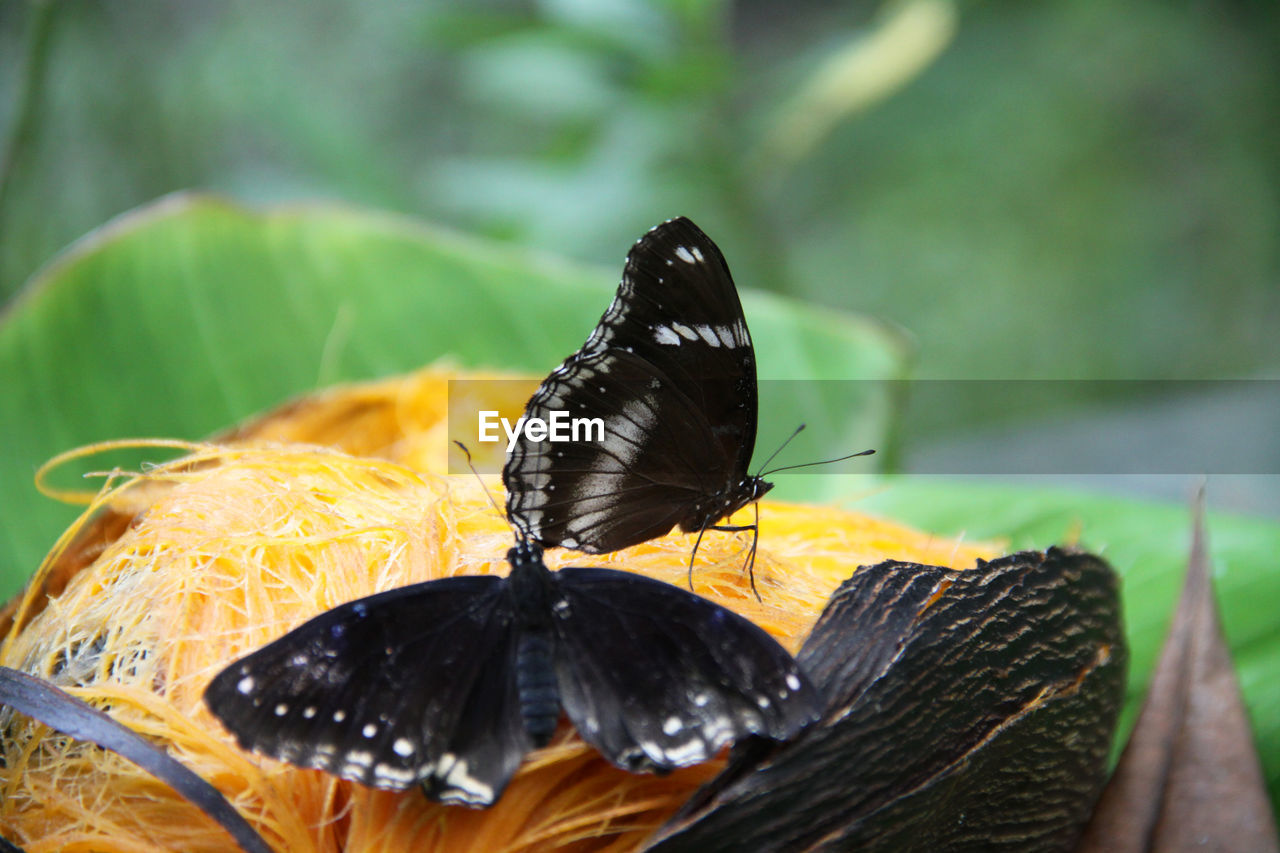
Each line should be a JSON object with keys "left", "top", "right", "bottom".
{"left": 547, "top": 566, "right": 821, "bottom": 771}
{"left": 504, "top": 217, "right": 767, "bottom": 554}
{"left": 204, "top": 576, "right": 531, "bottom": 806}
{"left": 506, "top": 347, "right": 744, "bottom": 553}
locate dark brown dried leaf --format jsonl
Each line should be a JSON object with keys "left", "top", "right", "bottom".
{"left": 648, "top": 548, "right": 1127, "bottom": 852}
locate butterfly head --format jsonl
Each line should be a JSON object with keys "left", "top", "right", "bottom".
{"left": 744, "top": 475, "right": 774, "bottom": 505}
{"left": 721, "top": 474, "right": 774, "bottom": 522}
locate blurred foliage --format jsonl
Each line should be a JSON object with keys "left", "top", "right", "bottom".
{"left": 3, "top": 0, "right": 1276, "bottom": 374}
{"left": 1, "top": 0, "right": 1277, "bottom": 483}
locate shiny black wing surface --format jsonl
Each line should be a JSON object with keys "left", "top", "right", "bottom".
{"left": 204, "top": 576, "right": 530, "bottom": 807}
{"left": 548, "top": 566, "right": 820, "bottom": 771}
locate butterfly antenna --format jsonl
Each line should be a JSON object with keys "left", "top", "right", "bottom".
{"left": 452, "top": 440, "right": 506, "bottom": 521}
{"left": 761, "top": 447, "right": 875, "bottom": 477}
{"left": 752, "top": 423, "right": 806, "bottom": 478}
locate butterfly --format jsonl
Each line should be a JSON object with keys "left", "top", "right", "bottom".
{"left": 203, "top": 541, "right": 821, "bottom": 808}
{"left": 503, "top": 217, "right": 773, "bottom": 561}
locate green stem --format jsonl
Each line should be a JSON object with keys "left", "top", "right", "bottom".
{"left": 0, "top": 0, "right": 58, "bottom": 294}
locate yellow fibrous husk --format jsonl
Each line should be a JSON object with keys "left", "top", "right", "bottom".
{"left": 0, "top": 367, "right": 997, "bottom": 852}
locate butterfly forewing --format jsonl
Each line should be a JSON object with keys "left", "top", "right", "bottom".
{"left": 504, "top": 217, "right": 767, "bottom": 554}
{"left": 547, "top": 567, "right": 821, "bottom": 771}
{"left": 604, "top": 217, "right": 759, "bottom": 474}
{"left": 204, "top": 576, "right": 531, "bottom": 806}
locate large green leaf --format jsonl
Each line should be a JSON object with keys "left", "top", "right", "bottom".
{"left": 0, "top": 194, "right": 906, "bottom": 591}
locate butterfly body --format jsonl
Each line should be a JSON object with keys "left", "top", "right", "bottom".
{"left": 204, "top": 542, "right": 820, "bottom": 808}
{"left": 504, "top": 217, "right": 774, "bottom": 556}
{"left": 676, "top": 476, "right": 773, "bottom": 538}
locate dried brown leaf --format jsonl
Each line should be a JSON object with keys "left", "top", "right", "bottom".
{"left": 649, "top": 548, "right": 1127, "bottom": 852}
{"left": 1077, "top": 493, "right": 1278, "bottom": 853}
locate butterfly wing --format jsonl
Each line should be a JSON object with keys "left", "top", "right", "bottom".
{"left": 203, "top": 576, "right": 531, "bottom": 807}
{"left": 504, "top": 217, "right": 762, "bottom": 554}
{"left": 505, "top": 347, "right": 744, "bottom": 553}
{"left": 585, "top": 216, "right": 759, "bottom": 475}
{"left": 547, "top": 567, "right": 820, "bottom": 771}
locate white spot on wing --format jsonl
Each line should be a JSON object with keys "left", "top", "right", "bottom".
{"left": 663, "top": 738, "right": 707, "bottom": 765}
{"left": 521, "top": 508, "right": 544, "bottom": 534}
{"left": 786, "top": 673, "right": 802, "bottom": 691}
{"left": 670, "top": 322, "right": 698, "bottom": 341}
{"left": 437, "top": 753, "right": 495, "bottom": 805}
{"left": 393, "top": 737, "right": 415, "bottom": 757}
{"left": 663, "top": 716, "right": 683, "bottom": 735}
{"left": 374, "top": 763, "right": 415, "bottom": 786}
{"left": 362, "top": 723, "right": 378, "bottom": 738}
{"left": 652, "top": 325, "right": 681, "bottom": 345}
{"left": 344, "top": 750, "right": 373, "bottom": 768}
{"left": 675, "top": 246, "right": 697, "bottom": 264}
{"left": 236, "top": 676, "right": 255, "bottom": 694}
{"left": 695, "top": 324, "right": 721, "bottom": 347}
{"left": 608, "top": 398, "right": 657, "bottom": 462}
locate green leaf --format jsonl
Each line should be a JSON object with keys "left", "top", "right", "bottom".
{"left": 0, "top": 193, "right": 907, "bottom": 593}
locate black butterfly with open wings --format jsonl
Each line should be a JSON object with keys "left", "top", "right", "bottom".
{"left": 503, "top": 217, "right": 774, "bottom": 558}
{"left": 203, "top": 541, "right": 820, "bottom": 807}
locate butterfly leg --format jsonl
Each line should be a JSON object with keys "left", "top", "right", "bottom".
{"left": 687, "top": 524, "right": 712, "bottom": 593}
{"left": 708, "top": 501, "right": 762, "bottom": 601}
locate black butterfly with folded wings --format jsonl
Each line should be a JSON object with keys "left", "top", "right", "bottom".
{"left": 503, "top": 217, "right": 774, "bottom": 559}
{"left": 203, "top": 541, "right": 820, "bottom": 807}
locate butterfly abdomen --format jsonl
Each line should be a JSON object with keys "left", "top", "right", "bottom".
{"left": 515, "top": 629, "right": 560, "bottom": 746}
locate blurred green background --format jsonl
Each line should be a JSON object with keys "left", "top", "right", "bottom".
{"left": 2, "top": 0, "right": 1278, "bottom": 511}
